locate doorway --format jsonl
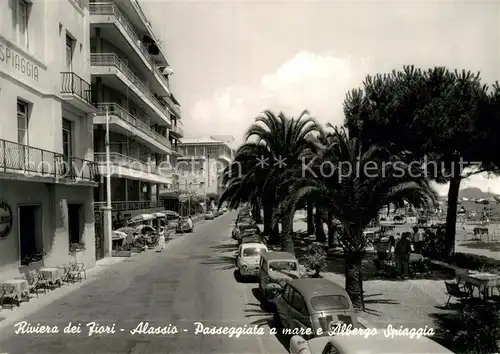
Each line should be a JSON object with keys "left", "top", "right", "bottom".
{"left": 18, "top": 205, "right": 42, "bottom": 261}
{"left": 68, "top": 204, "right": 82, "bottom": 245}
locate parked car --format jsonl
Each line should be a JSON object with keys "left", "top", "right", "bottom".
{"left": 205, "top": 212, "right": 215, "bottom": 220}
{"left": 289, "top": 332, "right": 454, "bottom": 354}
{"left": 221, "top": 206, "right": 228, "bottom": 213}
{"left": 273, "top": 278, "right": 363, "bottom": 339}
{"left": 232, "top": 223, "right": 260, "bottom": 241}
{"left": 237, "top": 227, "right": 261, "bottom": 244}
{"left": 236, "top": 242, "right": 268, "bottom": 278}
{"left": 259, "top": 251, "right": 300, "bottom": 302}
{"left": 176, "top": 217, "right": 194, "bottom": 233}
{"left": 241, "top": 233, "right": 265, "bottom": 245}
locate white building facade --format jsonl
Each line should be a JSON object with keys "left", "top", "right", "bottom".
{"left": 0, "top": 0, "right": 99, "bottom": 279}
{"left": 176, "top": 137, "right": 234, "bottom": 199}
{"left": 89, "top": 0, "right": 183, "bottom": 226}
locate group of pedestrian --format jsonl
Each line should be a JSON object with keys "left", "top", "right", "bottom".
{"left": 393, "top": 227, "right": 425, "bottom": 279}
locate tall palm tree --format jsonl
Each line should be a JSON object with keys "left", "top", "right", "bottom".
{"left": 220, "top": 110, "right": 321, "bottom": 253}
{"left": 283, "top": 126, "right": 438, "bottom": 310}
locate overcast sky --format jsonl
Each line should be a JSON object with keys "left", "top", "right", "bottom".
{"left": 142, "top": 0, "right": 500, "bottom": 195}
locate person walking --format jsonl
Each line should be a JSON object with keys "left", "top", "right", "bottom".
{"left": 155, "top": 227, "right": 166, "bottom": 252}
{"left": 395, "top": 233, "right": 412, "bottom": 279}
{"left": 412, "top": 227, "right": 424, "bottom": 253}
{"left": 187, "top": 215, "right": 193, "bottom": 231}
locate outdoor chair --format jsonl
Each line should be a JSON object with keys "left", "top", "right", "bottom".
{"left": 67, "top": 263, "right": 86, "bottom": 283}
{"left": 57, "top": 264, "right": 72, "bottom": 284}
{"left": 444, "top": 281, "right": 471, "bottom": 307}
{"left": 28, "top": 270, "right": 48, "bottom": 297}
{"left": 0, "top": 284, "right": 18, "bottom": 309}
{"left": 455, "top": 269, "right": 474, "bottom": 295}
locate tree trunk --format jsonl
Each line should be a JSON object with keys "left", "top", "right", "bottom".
{"left": 445, "top": 175, "right": 462, "bottom": 256}
{"left": 307, "top": 201, "right": 315, "bottom": 235}
{"left": 315, "top": 209, "right": 326, "bottom": 242}
{"left": 263, "top": 201, "right": 273, "bottom": 236}
{"left": 253, "top": 201, "right": 262, "bottom": 224}
{"left": 344, "top": 250, "right": 364, "bottom": 311}
{"left": 327, "top": 211, "right": 335, "bottom": 249}
{"left": 281, "top": 211, "right": 295, "bottom": 254}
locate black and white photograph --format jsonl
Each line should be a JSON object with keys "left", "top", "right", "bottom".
{"left": 0, "top": 0, "right": 499, "bottom": 353}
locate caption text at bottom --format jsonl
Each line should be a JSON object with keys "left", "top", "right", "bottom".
{"left": 13, "top": 321, "right": 435, "bottom": 339}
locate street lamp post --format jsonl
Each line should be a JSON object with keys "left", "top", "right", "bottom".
{"left": 103, "top": 106, "right": 113, "bottom": 257}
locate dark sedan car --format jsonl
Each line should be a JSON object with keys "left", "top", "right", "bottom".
{"left": 273, "top": 278, "right": 363, "bottom": 339}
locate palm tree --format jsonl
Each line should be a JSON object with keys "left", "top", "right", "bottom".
{"left": 283, "top": 126, "right": 438, "bottom": 310}
{"left": 220, "top": 110, "right": 321, "bottom": 253}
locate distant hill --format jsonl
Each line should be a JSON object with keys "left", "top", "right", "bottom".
{"left": 459, "top": 187, "right": 498, "bottom": 199}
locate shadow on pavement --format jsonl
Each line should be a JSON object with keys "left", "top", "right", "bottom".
{"left": 363, "top": 293, "right": 400, "bottom": 316}
{"left": 246, "top": 288, "right": 290, "bottom": 352}
{"left": 232, "top": 270, "right": 258, "bottom": 284}
{"left": 199, "top": 255, "right": 236, "bottom": 271}
{"left": 210, "top": 244, "right": 239, "bottom": 252}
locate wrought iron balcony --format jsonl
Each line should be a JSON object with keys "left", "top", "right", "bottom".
{"left": 94, "top": 152, "right": 178, "bottom": 176}
{"left": 170, "top": 120, "right": 184, "bottom": 137}
{"left": 95, "top": 103, "right": 171, "bottom": 150}
{"left": 91, "top": 53, "right": 174, "bottom": 122}
{"left": 0, "top": 138, "right": 99, "bottom": 184}
{"left": 89, "top": 2, "right": 180, "bottom": 117}
{"left": 60, "top": 72, "right": 95, "bottom": 112}
{"left": 94, "top": 200, "right": 164, "bottom": 211}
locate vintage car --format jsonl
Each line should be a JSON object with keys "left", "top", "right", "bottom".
{"left": 205, "top": 211, "right": 215, "bottom": 220}
{"left": 259, "top": 251, "right": 300, "bottom": 302}
{"left": 232, "top": 223, "right": 260, "bottom": 241}
{"left": 273, "top": 278, "right": 364, "bottom": 339}
{"left": 176, "top": 217, "right": 194, "bottom": 233}
{"left": 236, "top": 242, "right": 268, "bottom": 278}
{"left": 241, "top": 233, "right": 265, "bottom": 245}
{"left": 289, "top": 332, "right": 454, "bottom": 354}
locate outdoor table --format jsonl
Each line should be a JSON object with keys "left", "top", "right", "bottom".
{"left": 0, "top": 279, "right": 29, "bottom": 300}
{"left": 409, "top": 253, "right": 424, "bottom": 263}
{"left": 459, "top": 271, "right": 500, "bottom": 299}
{"left": 39, "top": 267, "right": 62, "bottom": 284}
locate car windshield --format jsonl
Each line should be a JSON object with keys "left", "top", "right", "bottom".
{"left": 243, "top": 247, "right": 265, "bottom": 257}
{"left": 269, "top": 261, "right": 297, "bottom": 271}
{"left": 310, "top": 295, "right": 350, "bottom": 311}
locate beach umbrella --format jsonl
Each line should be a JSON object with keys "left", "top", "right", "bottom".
{"left": 128, "top": 214, "right": 154, "bottom": 224}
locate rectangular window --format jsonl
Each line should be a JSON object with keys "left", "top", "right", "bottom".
{"left": 66, "top": 34, "right": 74, "bottom": 71}
{"left": 62, "top": 119, "right": 73, "bottom": 157}
{"left": 13, "top": 0, "right": 29, "bottom": 48}
{"left": 17, "top": 100, "right": 29, "bottom": 145}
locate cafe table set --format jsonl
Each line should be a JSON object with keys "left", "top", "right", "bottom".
{"left": 0, "top": 263, "right": 86, "bottom": 308}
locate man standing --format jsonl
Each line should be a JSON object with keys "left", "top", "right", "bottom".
{"left": 395, "top": 233, "right": 412, "bottom": 279}
{"left": 187, "top": 215, "right": 193, "bottom": 231}
{"left": 412, "top": 227, "right": 424, "bottom": 253}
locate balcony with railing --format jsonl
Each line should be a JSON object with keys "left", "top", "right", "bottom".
{"left": 94, "top": 152, "right": 177, "bottom": 184}
{"left": 60, "top": 72, "right": 95, "bottom": 113}
{"left": 94, "top": 103, "right": 171, "bottom": 153}
{"left": 89, "top": 2, "right": 180, "bottom": 117}
{"left": 0, "top": 138, "right": 99, "bottom": 185}
{"left": 91, "top": 53, "right": 172, "bottom": 124}
{"left": 170, "top": 120, "right": 184, "bottom": 138}
{"left": 93, "top": 200, "right": 164, "bottom": 212}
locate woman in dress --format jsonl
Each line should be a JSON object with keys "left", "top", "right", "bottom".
{"left": 155, "top": 227, "right": 166, "bottom": 252}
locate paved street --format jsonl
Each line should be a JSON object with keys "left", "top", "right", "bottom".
{"left": 0, "top": 212, "right": 286, "bottom": 354}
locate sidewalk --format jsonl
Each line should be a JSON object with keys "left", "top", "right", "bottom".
{"left": 0, "top": 220, "right": 200, "bottom": 333}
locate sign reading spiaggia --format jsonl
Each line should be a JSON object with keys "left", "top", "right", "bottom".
{"left": 0, "top": 39, "right": 40, "bottom": 82}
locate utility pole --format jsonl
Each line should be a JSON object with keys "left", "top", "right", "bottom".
{"left": 206, "top": 154, "right": 209, "bottom": 210}
{"left": 103, "top": 106, "right": 113, "bottom": 257}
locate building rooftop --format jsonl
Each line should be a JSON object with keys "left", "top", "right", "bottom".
{"left": 180, "top": 136, "right": 234, "bottom": 145}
